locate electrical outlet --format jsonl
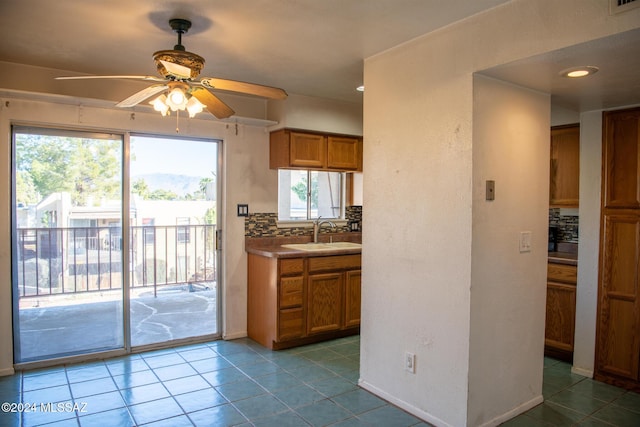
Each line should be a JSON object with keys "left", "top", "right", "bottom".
{"left": 405, "top": 352, "right": 416, "bottom": 374}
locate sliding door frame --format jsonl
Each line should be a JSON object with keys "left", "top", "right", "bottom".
{"left": 12, "top": 126, "right": 223, "bottom": 369}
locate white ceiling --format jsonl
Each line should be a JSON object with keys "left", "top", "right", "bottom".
{"left": 0, "top": 0, "right": 638, "bottom": 111}
{"left": 0, "top": 0, "right": 509, "bottom": 104}
{"left": 479, "top": 27, "right": 640, "bottom": 112}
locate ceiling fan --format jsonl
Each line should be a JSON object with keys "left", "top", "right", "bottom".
{"left": 56, "top": 18, "right": 288, "bottom": 119}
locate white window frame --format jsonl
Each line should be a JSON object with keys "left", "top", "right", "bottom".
{"left": 277, "top": 169, "right": 345, "bottom": 223}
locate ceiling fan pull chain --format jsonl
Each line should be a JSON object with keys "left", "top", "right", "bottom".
{"left": 175, "top": 110, "right": 180, "bottom": 133}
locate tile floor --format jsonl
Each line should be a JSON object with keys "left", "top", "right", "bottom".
{"left": 0, "top": 337, "right": 638, "bottom": 426}
{"left": 504, "top": 358, "right": 640, "bottom": 426}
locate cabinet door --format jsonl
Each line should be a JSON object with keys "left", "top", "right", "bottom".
{"left": 279, "top": 308, "right": 304, "bottom": 341}
{"left": 327, "top": 136, "right": 361, "bottom": 171}
{"left": 307, "top": 272, "right": 343, "bottom": 335}
{"left": 290, "top": 132, "right": 326, "bottom": 168}
{"left": 603, "top": 109, "right": 640, "bottom": 209}
{"left": 596, "top": 214, "right": 640, "bottom": 381}
{"left": 550, "top": 124, "right": 580, "bottom": 207}
{"left": 545, "top": 282, "right": 576, "bottom": 353}
{"left": 344, "top": 270, "right": 361, "bottom": 328}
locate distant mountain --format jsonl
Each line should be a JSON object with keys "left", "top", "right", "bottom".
{"left": 132, "top": 174, "right": 206, "bottom": 197}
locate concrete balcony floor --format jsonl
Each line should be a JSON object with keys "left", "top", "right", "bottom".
{"left": 17, "top": 284, "right": 217, "bottom": 362}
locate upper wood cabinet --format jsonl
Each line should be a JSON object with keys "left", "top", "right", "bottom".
{"left": 603, "top": 108, "right": 640, "bottom": 209}
{"left": 550, "top": 124, "right": 580, "bottom": 207}
{"left": 327, "top": 136, "right": 361, "bottom": 170}
{"left": 270, "top": 129, "right": 363, "bottom": 172}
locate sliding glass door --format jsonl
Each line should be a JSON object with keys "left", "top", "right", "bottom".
{"left": 13, "top": 127, "right": 124, "bottom": 362}
{"left": 129, "top": 135, "right": 220, "bottom": 347}
{"left": 12, "top": 127, "right": 221, "bottom": 363}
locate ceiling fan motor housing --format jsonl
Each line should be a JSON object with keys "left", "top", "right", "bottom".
{"left": 153, "top": 50, "right": 205, "bottom": 79}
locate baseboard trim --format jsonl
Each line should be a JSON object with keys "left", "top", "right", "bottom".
{"left": 358, "top": 379, "right": 453, "bottom": 427}
{"left": 571, "top": 366, "right": 593, "bottom": 378}
{"left": 0, "top": 367, "right": 15, "bottom": 377}
{"left": 475, "top": 395, "right": 543, "bottom": 427}
{"left": 222, "top": 331, "right": 247, "bottom": 341}
{"left": 358, "top": 379, "right": 544, "bottom": 427}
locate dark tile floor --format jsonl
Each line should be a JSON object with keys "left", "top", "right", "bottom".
{"left": 0, "top": 336, "right": 428, "bottom": 427}
{"left": 0, "top": 337, "right": 638, "bottom": 426}
{"left": 504, "top": 358, "right": 640, "bottom": 426}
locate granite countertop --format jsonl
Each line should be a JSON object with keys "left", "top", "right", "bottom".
{"left": 245, "top": 233, "right": 362, "bottom": 259}
{"left": 548, "top": 251, "right": 578, "bottom": 266}
{"left": 548, "top": 242, "right": 578, "bottom": 266}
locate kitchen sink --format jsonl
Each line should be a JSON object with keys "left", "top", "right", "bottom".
{"left": 281, "top": 242, "right": 362, "bottom": 252}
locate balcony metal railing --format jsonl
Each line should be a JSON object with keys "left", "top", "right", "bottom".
{"left": 16, "top": 225, "right": 217, "bottom": 298}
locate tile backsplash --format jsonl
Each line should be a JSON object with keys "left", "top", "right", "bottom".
{"left": 549, "top": 208, "right": 579, "bottom": 243}
{"left": 245, "top": 206, "right": 362, "bottom": 238}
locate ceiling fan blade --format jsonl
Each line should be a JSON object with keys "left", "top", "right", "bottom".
{"left": 159, "top": 60, "right": 192, "bottom": 80}
{"left": 116, "top": 84, "right": 168, "bottom": 108}
{"left": 199, "top": 77, "right": 288, "bottom": 100}
{"left": 56, "top": 75, "right": 166, "bottom": 82}
{"left": 191, "top": 87, "right": 235, "bottom": 119}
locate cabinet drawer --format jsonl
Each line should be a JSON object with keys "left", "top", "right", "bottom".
{"left": 280, "top": 258, "right": 304, "bottom": 276}
{"left": 548, "top": 263, "right": 577, "bottom": 284}
{"left": 278, "top": 308, "right": 304, "bottom": 341}
{"left": 308, "top": 254, "right": 361, "bottom": 273}
{"left": 280, "top": 276, "right": 303, "bottom": 308}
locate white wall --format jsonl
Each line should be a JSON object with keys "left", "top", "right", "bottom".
{"left": 469, "top": 75, "right": 549, "bottom": 425}
{"left": 360, "top": 27, "right": 475, "bottom": 427}
{"left": 571, "top": 110, "right": 602, "bottom": 378}
{"left": 0, "top": 95, "right": 275, "bottom": 373}
{"left": 268, "top": 93, "right": 363, "bottom": 136}
{"left": 551, "top": 106, "right": 580, "bottom": 127}
{"left": 361, "top": 0, "right": 640, "bottom": 426}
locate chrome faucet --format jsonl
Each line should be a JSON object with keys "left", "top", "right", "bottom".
{"left": 313, "top": 217, "right": 336, "bottom": 243}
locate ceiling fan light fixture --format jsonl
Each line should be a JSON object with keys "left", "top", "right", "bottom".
{"left": 186, "top": 96, "right": 205, "bottom": 118}
{"left": 166, "top": 86, "right": 188, "bottom": 110}
{"left": 150, "top": 94, "right": 170, "bottom": 116}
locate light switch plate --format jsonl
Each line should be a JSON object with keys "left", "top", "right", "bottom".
{"left": 237, "top": 204, "right": 249, "bottom": 217}
{"left": 486, "top": 180, "right": 495, "bottom": 201}
{"left": 519, "top": 231, "right": 532, "bottom": 253}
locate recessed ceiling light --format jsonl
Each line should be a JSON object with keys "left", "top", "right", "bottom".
{"left": 559, "top": 66, "right": 599, "bottom": 78}
{"left": 356, "top": 85, "right": 364, "bottom": 92}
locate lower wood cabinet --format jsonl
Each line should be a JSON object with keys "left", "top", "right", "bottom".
{"left": 307, "top": 272, "right": 343, "bottom": 335}
{"left": 544, "top": 262, "right": 577, "bottom": 361}
{"left": 596, "top": 214, "right": 640, "bottom": 390}
{"left": 248, "top": 252, "right": 361, "bottom": 349}
{"left": 344, "top": 270, "right": 362, "bottom": 328}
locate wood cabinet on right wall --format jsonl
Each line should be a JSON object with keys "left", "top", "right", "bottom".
{"left": 596, "top": 107, "right": 640, "bottom": 392}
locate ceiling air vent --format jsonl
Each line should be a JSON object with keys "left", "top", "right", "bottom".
{"left": 610, "top": 0, "right": 640, "bottom": 14}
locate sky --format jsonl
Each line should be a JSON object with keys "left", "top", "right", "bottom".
{"left": 130, "top": 135, "right": 218, "bottom": 178}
